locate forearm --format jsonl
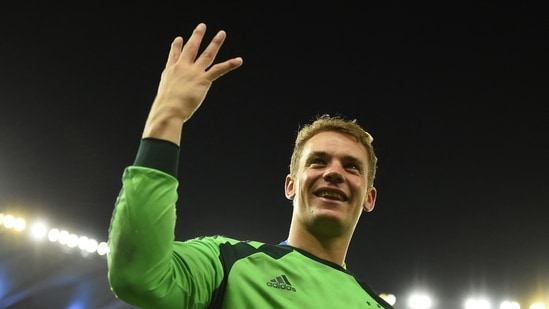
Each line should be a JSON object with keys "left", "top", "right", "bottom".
{"left": 142, "top": 102, "right": 186, "bottom": 146}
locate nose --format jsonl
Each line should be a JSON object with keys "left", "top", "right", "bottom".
{"left": 323, "top": 169, "right": 344, "bottom": 183}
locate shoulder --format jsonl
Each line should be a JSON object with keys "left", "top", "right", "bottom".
{"left": 181, "top": 235, "right": 267, "bottom": 249}
{"left": 179, "top": 235, "right": 294, "bottom": 259}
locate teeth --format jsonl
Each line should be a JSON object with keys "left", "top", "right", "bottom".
{"left": 317, "top": 190, "right": 345, "bottom": 201}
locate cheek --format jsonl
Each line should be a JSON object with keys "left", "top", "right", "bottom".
{"left": 296, "top": 172, "right": 312, "bottom": 188}
{"left": 347, "top": 175, "right": 363, "bottom": 188}
{"left": 350, "top": 179, "right": 368, "bottom": 198}
{"left": 295, "top": 173, "right": 317, "bottom": 199}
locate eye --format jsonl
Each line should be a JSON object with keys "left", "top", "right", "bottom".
{"left": 346, "top": 163, "right": 358, "bottom": 170}
{"left": 309, "top": 157, "right": 326, "bottom": 167}
{"left": 345, "top": 163, "right": 362, "bottom": 174}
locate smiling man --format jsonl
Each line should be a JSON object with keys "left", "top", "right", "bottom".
{"left": 285, "top": 123, "right": 378, "bottom": 265}
{"left": 107, "top": 23, "right": 394, "bottom": 309}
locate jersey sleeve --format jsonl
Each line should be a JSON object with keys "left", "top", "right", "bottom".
{"left": 107, "top": 139, "right": 224, "bottom": 309}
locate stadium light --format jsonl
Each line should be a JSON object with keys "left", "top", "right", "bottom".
{"left": 29, "top": 221, "right": 48, "bottom": 239}
{"left": 408, "top": 292, "right": 433, "bottom": 309}
{"left": 465, "top": 297, "right": 491, "bottom": 309}
{"left": 500, "top": 300, "right": 520, "bottom": 309}
{"left": 380, "top": 293, "right": 397, "bottom": 306}
{"left": 1, "top": 211, "right": 108, "bottom": 258}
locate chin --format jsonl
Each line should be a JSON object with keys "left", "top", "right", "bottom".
{"left": 310, "top": 212, "right": 346, "bottom": 231}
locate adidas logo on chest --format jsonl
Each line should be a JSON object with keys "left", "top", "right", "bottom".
{"left": 266, "top": 274, "right": 296, "bottom": 292}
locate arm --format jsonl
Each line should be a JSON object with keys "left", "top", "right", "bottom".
{"left": 107, "top": 23, "right": 243, "bottom": 308}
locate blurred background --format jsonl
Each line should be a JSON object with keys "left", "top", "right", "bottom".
{"left": 1, "top": 2, "right": 547, "bottom": 308}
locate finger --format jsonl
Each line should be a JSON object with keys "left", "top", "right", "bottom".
{"left": 180, "top": 23, "right": 207, "bottom": 63}
{"left": 194, "top": 30, "right": 227, "bottom": 69}
{"left": 165, "top": 37, "right": 183, "bottom": 67}
{"left": 207, "top": 57, "right": 244, "bottom": 82}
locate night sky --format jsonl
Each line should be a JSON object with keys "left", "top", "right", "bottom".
{"left": 1, "top": 3, "right": 548, "bottom": 307}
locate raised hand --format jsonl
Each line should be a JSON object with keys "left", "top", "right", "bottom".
{"left": 143, "top": 23, "right": 243, "bottom": 144}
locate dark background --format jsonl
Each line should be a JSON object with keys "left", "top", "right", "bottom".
{"left": 1, "top": 2, "right": 547, "bottom": 308}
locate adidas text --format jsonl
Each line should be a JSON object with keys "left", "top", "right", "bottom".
{"left": 266, "top": 281, "right": 296, "bottom": 292}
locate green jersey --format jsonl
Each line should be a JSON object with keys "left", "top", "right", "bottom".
{"left": 108, "top": 139, "right": 394, "bottom": 309}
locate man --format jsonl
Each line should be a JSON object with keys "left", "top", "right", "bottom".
{"left": 107, "top": 23, "right": 394, "bottom": 309}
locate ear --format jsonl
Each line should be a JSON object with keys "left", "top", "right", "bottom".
{"left": 284, "top": 174, "right": 295, "bottom": 200}
{"left": 362, "top": 186, "right": 377, "bottom": 212}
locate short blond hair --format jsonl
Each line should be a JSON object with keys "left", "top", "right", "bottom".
{"left": 289, "top": 114, "right": 378, "bottom": 188}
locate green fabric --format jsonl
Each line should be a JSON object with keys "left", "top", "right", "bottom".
{"left": 108, "top": 166, "right": 394, "bottom": 309}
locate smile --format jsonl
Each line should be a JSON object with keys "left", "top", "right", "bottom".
{"left": 314, "top": 189, "right": 348, "bottom": 201}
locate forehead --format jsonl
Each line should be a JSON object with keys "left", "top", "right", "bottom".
{"left": 301, "top": 131, "right": 368, "bottom": 160}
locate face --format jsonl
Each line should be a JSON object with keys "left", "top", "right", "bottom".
{"left": 285, "top": 131, "right": 377, "bottom": 237}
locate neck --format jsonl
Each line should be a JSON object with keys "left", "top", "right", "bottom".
{"left": 286, "top": 227, "right": 351, "bottom": 267}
